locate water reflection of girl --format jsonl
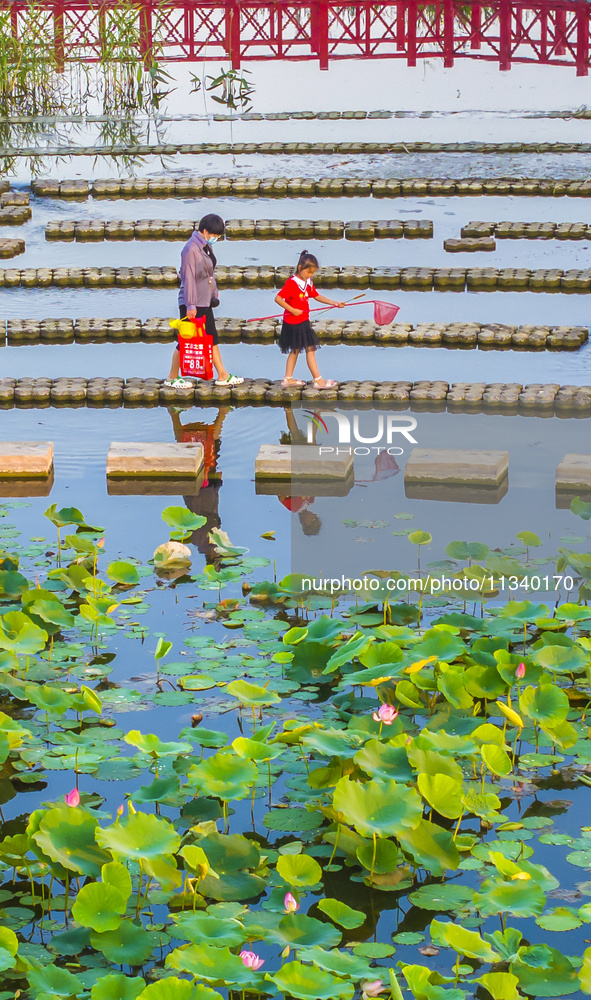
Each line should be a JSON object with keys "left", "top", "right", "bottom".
{"left": 168, "top": 406, "right": 228, "bottom": 562}
{"left": 277, "top": 408, "right": 322, "bottom": 535}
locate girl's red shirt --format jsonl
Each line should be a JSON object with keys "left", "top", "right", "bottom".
{"left": 278, "top": 275, "right": 319, "bottom": 324}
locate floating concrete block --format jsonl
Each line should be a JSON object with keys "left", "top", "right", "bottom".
{"left": 106, "top": 442, "right": 204, "bottom": 478}
{"left": 556, "top": 453, "right": 591, "bottom": 489}
{"left": 255, "top": 443, "right": 354, "bottom": 479}
{"left": 405, "top": 478, "right": 508, "bottom": 505}
{"left": 0, "top": 469, "right": 54, "bottom": 497}
{"left": 404, "top": 448, "right": 509, "bottom": 485}
{"left": 107, "top": 472, "right": 205, "bottom": 496}
{"left": 0, "top": 441, "right": 53, "bottom": 477}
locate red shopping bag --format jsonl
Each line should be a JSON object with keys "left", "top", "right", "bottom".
{"left": 178, "top": 316, "right": 214, "bottom": 380}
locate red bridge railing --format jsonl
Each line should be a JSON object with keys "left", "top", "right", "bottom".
{"left": 6, "top": 1, "right": 590, "bottom": 75}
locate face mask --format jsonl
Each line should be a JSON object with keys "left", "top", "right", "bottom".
{"left": 207, "top": 235, "right": 219, "bottom": 245}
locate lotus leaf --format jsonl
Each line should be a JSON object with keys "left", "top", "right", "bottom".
{"left": 29, "top": 598, "right": 75, "bottom": 629}
{"left": 28, "top": 963, "right": 85, "bottom": 996}
{"left": 417, "top": 773, "right": 464, "bottom": 819}
{"left": 436, "top": 666, "right": 473, "bottom": 710}
{"left": 265, "top": 806, "right": 324, "bottom": 832}
{"left": 323, "top": 633, "right": 373, "bottom": 673}
{"left": 0, "top": 612, "right": 47, "bottom": 655}
{"left": 461, "top": 788, "right": 502, "bottom": 821}
{"left": 481, "top": 743, "right": 512, "bottom": 776}
{"left": 578, "top": 946, "right": 591, "bottom": 993}
{"left": 71, "top": 881, "right": 127, "bottom": 932}
{"left": 475, "top": 972, "right": 521, "bottom": 1000}
{"left": 91, "top": 920, "right": 160, "bottom": 965}
{"left": 95, "top": 811, "right": 180, "bottom": 860}
{"left": 49, "top": 926, "right": 91, "bottom": 957}
{"left": 474, "top": 876, "right": 546, "bottom": 917}
{"left": 316, "top": 898, "right": 365, "bottom": 929}
{"left": 413, "top": 629, "right": 465, "bottom": 661}
{"left": 131, "top": 775, "right": 182, "bottom": 805}
{"left": 532, "top": 644, "right": 588, "bottom": 674}
{"left": 166, "top": 943, "right": 261, "bottom": 986}
{"left": 402, "top": 965, "right": 464, "bottom": 1000}
{"left": 409, "top": 883, "right": 474, "bottom": 911}
{"left": 91, "top": 974, "right": 146, "bottom": 1000}
{"left": 407, "top": 746, "right": 463, "bottom": 783}
{"left": 124, "top": 731, "right": 192, "bottom": 757}
{"left": 354, "top": 741, "right": 413, "bottom": 782}
{"left": 333, "top": 776, "right": 422, "bottom": 838}
{"left": 356, "top": 838, "right": 400, "bottom": 874}
{"left": 297, "top": 945, "right": 372, "bottom": 979}
{"left": 226, "top": 679, "right": 281, "bottom": 707}
{"left": 302, "top": 728, "right": 365, "bottom": 758}
{"left": 519, "top": 684, "right": 569, "bottom": 726}
{"left": 276, "top": 853, "right": 322, "bottom": 887}
{"left": 446, "top": 541, "right": 489, "bottom": 562}
{"left": 266, "top": 960, "right": 354, "bottom": 1000}
{"left": 511, "top": 947, "right": 579, "bottom": 997}
{"left": 33, "top": 806, "right": 110, "bottom": 877}
{"left": 556, "top": 602, "right": 591, "bottom": 622}
{"left": 232, "top": 736, "right": 284, "bottom": 762}
{"left": 172, "top": 912, "right": 246, "bottom": 948}
{"left": 398, "top": 819, "right": 460, "bottom": 875}
{"left": 198, "top": 871, "right": 266, "bottom": 901}
{"left": 188, "top": 753, "right": 257, "bottom": 800}
{"left": 273, "top": 912, "right": 342, "bottom": 948}
{"left": 197, "top": 831, "right": 260, "bottom": 873}
{"left": 102, "top": 860, "right": 132, "bottom": 899}
{"left": 536, "top": 907, "right": 582, "bottom": 931}
{"left": 138, "top": 982, "right": 223, "bottom": 1000}
{"left": 430, "top": 919, "right": 500, "bottom": 961}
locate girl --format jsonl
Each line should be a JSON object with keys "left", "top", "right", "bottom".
{"left": 275, "top": 250, "right": 344, "bottom": 389}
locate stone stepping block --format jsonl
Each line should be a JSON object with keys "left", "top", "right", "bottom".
{"left": 0, "top": 441, "right": 53, "bottom": 477}
{"left": 107, "top": 475, "right": 204, "bottom": 496}
{"left": 445, "top": 238, "right": 496, "bottom": 252}
{"left": 255, "top": 443, "right": 354, "bottom": 481}
{"left": 404, "top": 448, "right": 509, "bottom": 485}
{"left": 106, "top": 442, "right": 204, "bottom": 478}
{"left": 0, "top": 238, "right": 24, "bottom": 258}
{"left": 556, "top": 453, "right": 591, "bottom": 489}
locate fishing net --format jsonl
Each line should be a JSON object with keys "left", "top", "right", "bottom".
{"left": 371, "top": 300, "right": 400, "bottom": 326}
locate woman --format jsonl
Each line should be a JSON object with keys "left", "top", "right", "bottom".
{"left": 165, "top": 213, "right": 244, "bottom": 388}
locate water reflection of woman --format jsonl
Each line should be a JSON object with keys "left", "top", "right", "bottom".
{"left": 167, "top": 406, "right": 228, "bottom": 562}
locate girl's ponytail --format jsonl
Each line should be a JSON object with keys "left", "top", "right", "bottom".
{"left": 296, "top": 249, "right": 319, "bottom": 273}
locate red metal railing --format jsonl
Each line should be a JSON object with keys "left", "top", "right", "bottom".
{"left": 5, "top": 1, "right": 590, "bottom": 75}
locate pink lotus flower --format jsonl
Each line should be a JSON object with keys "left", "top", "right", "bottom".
{"left": 284, "top": 892, "right": 299, "bottom": 913}
{"left": 362, "top": 981, "right": 386, "bottom": 1000}
{"left": 372, "top": 704, "right": 399, "bottom": 725}
{"left": 240, "top": 950, "right": 264, "bottom": 970}
{"left": 516, "top": 662, "right": 526, "bottom": 680}
{"left": 64, "top": 788, "right": 80, "bottom": 808}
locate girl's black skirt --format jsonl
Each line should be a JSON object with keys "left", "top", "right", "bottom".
{"left": 278, "top": 319, "right": 320, "bottom": 355}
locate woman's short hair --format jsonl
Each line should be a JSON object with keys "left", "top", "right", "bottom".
{"left": 198, "top": 213, "right": 225, "bottom": 235}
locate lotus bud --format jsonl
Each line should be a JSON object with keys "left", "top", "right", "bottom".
{"left": 516, "top": 662, "right": 526, "bottom": 680}
{"left": 372, "top": 704, "right": 399, "bottom": 725}
{"left": 362, "top": 980, "right": 386, "bottom": 1000}
{"left": 406, "top": 736, "right": 412, "bottom": 745}
{"left": 284, "top": 892, "right": 299, "bottom": 912}
{"left": 64, "top": 788, "right": 80, "bottom": 808}
{"left": 117, "top": 804, "right": 124, "bottom": 817}
{"left": 281, "top": 945, "right": 290, "bottom": 958}
{"left": 240, "top": 950, "right": 265, "bottom": 970}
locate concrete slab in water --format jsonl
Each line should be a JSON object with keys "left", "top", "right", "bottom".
{"left": 0, "top": 441, "right": 53, "bottom": 477}
{"left": 255, "top": 444, "right": 354, "bottom": 479}
{"left": 556, "top": 453, "right": 591, "bottom": 489}
{"left": 404, "top": 448, "right": 509, "bottom": 485}
{"left": 405, "top": 477, "right": 508, "bottom": 504}
{"left": 106, "top": 442, "right": 204, "bottom": 478}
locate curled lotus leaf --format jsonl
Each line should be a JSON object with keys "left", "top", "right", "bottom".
{"left": 95, "top": 811, "right": 180, "bottom": 860}
{"left": 138, "top": 981, "right": 224, "bottom": 1000}
{"left": 474, "top": 876, "right": 546, "bottom": 918}
{"left": 32, "top": 805, "right": 111, "bottom": 877}
{"left": 232, "top": 736, "right": 285, "bottom": 762}
{"left": 266, "top": 960, "right": 355, "bottom": 1000}
{"left": 430, "top": 919, "right": 500, "bottom": 961}
{"left": 316, "top": 898, "right": 366, "bottom": 929}
{"left": 353, "top": 741, "right": 413, "bottom": 782}
{"left": 90, "top": 973, "right": 145, "bottom": 1000}
{"left": 333, "top": 776, "right": 422, "bottom": 838}
{"left": 28, "top": 963, "right": 85, "bottom": 997}
{"left": 531, "top": 644, "right": 588, "bottom": 674}
{"left": 124, "top": 731, "right": 192, "bottom": 757}
{"left": 272, "top": 912, "right": 342, "bottom": 949}
{"left": 474, "top": 973, "right": 521, "bottom": 1000}
{"left": 297, "top": 945, "right": 373, "bottom": 979}
{"left": 398, "top": 819, "right": 460, "bottom": 876}
{"left": 519, "top": 684, "right": 569, "bottom": 727}
{"left": 0, "top": 611, "right": 47, "bottom": 655}
{"left": 511, "top": 947, "right": 579, "bottom": 997}
{"left": 417, "top": 773, "right": 464, "bottom": 819}
{"left": 107, "top": 561, "right": 140, "bottom": 586}
{"left": 226, "top": 679, "right": 281, "bottom": 707}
